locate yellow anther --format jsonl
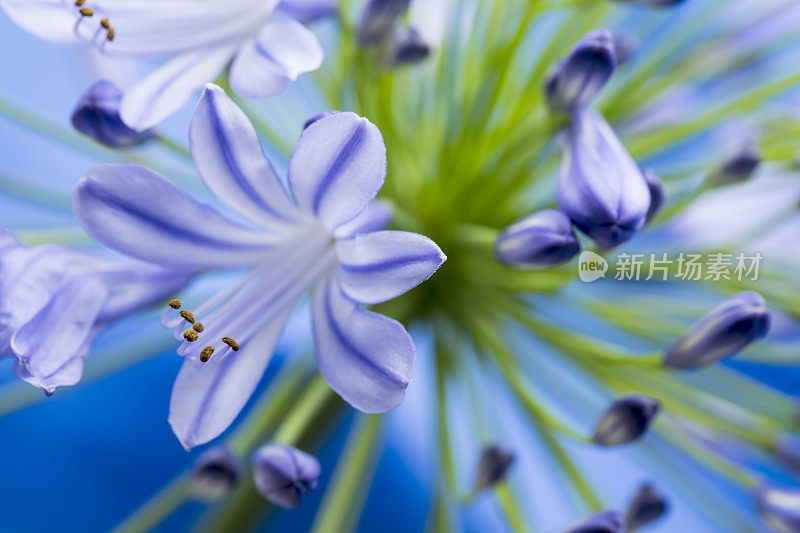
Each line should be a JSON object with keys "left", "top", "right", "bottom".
{"left": 79, "top": 7, "right": 93, "bottom": 16}
{"left": 106, "top": 28, "right": 115, "bottom": 41}
{"left": 75, "top": 0, "right": 85, "bottom": 5}
{"left": 200, "top": 346, "right": 215, "bottom": 363}
{"left": 221, "top": 337, "right": 240, "bottom": 352}
{"left": 169, "top": 299, "right": 182, "bottom": 309}
{"left": 179, "top": 310, "right": 195, "bottom": 324}
{"left": 100, "top": 17, "right": 110, "bottom": 28}
{"left": 183, "top": 330, "right": 199, "bottom": 342}
{"left": 193, "top": 322, "right": 204, "bottom": 333}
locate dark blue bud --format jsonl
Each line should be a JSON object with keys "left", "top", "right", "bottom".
{"left": 190, "top": 447, "right": 240, "bottom": 502}
{"left": 663, "top": 291, "right": 771, "bottom": 370}
{"left": 71, "top": 81, "right": 154, "bottom": 148}
{"left": 558, "top": 110, "right": 650, "bottom": 249}
{"left": 546, "top": 30, "right": 617, "bottom": 113}
{"left": 358, "top": 0, "right": 410, "bottom": 47}
{"left": 777, "top": 435, "right": 800, "bottom": 476}
{"left": 563, "top": 510, "right": 626, "bottom": 533}
{"left": 756, "top": 482, "right": 800, "bottom": 533}
{"left": 252, "top": 443, "right": 321, "bottom": 509}
{"left": 592, "top": 395, "right": 661, "bottom": 446}
{"left": 642, "top": 168, "right": 664, "bottom": 224}
{"left": 495, "top": 209, "right": 580, "bottom": 268}
{"left": 713, "top": 142, "right": 761, "bottom": 186}
{"left": 304, "top": 110, "right": 340, "bottom": 130}
{"left": 387, "top": 26, "right": 430, "bottom": 67}
{"left": 474, "top": 444, "right": 515, "bottom": 492}
{"left": 626, "top": 483, "right": 668, "bottom": 531}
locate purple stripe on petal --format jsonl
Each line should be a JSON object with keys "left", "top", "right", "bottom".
{"left": 335, "top": 230, "right": 445, "bottom": 305}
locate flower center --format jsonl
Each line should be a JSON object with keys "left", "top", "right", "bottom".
{"left": 71, "top": 0, "right": 115, "bottom": 44}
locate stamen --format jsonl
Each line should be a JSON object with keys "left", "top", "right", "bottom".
{"left": 183, "top": 330, "right": 199, "bottom": 342}
{"left": 221, "top": 337, "right": 240, "bottom": 351}
{"left": 79, "top": 7, "right": 93, "bottom": 16}
{"left": 193, "top": 322, "right": 204, "bottom": 333}
{"left": 75, "top": 0, "right": 85, "bottom": 5}
{"left": 100, "top": 17, "right": 110, "bottom": 28}
{"left": 200, "top": 347, "right": 215, "bottom": 363}
{"left": 180, "top": 310, "right": 196, "bottom": 324}
{"left": 106, "top": 28, "right": 115, "bottom": 42}
{"left": 169, "top": 299, "right": 182, "bottom": 309}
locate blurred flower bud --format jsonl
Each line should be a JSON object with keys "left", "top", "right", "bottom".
{"left": 663, "top": 291, "right": 771, "bottom": 370}
{"left": 546, "top": 30, "right": 617, "bottom": 113}
{"left": 387, "top": 26, "right": 430, "bottom": 67}
{"left": 190, "top": 447, "right": 240, "bottom": 502}
{"left": 778, "top": 435, "right": 800, "bottom": 475}
{"left": 564, "top": 510, "right": 626, "bottom": 533}
{"left": 358, "top": 0, "right": 411, "bottom": 47}
{"left": 592, "top": 395, "right": 661, "bottom": 446}
{"left": 755, "top": 482, "right": 800, "bottom": 533}
{"left": 642, "top": 168, "right": 664, "bottom": 224}
{"left": 712, "top": 142, "right": 761, "bottom": 187}
{"left": 613, "top": 34, "right": 637, "bottom": 66}
{"left": 558, "top": 110, "right": 650, "bottom": 249}
{"left": 252, "top": 443, "right": 321, "bottom": 509}
{"left": 304, "top": 110, "right": 340, "bottom": 130}
{"left": 495, "top": 209, "right": 580, "bottom": 268}
{"left": 474, "top": 444, "right": 515, "bottom": 493}
{"left": 71, "top": 81, "right": 154, "bottom": 148}
{"left": 626, "top": 483, "right": 668, "bottom": 531}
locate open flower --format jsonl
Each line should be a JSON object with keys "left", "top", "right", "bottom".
{"left": 0, "top": 0, "right": 330, "bottom": 130}
{"left": 0, "top": 230, "right": 191, "bottom": 394}
{"left": 72, "top": 84, "right": 446, "bottom": 449}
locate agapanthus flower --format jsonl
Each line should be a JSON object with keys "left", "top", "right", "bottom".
{"left": 592, "top": 395, "right": 661, "bottom": 446}
{"left": 494, "top": 209, "right": 580, "bottom": 268}
{"left": 713, "top": 141, "right": 762, "bottom": 187}
{"left": 641, "top": 168, "right": 664, "bottom": 224}
{"left": 0, "top": 229, "right": 191, "bottom": 395}
{"left": 473, "top": 444, "right": 515, "bottom": 493}
{"left": 71, "top": 80, "right": 154, "bottom": 148}
{"left": 0, "top": 0, "right": 330, "bottom": 130}
{"left": 358, "top": 0, "right": 410, "bottom": 46}
{"left": 72, "top": 84, "right": 445, "bottom": 448}
{"left": 625, "top": 483, "right": 668, "bottom": 531}
{"left": 563, "top": 510, "right": 625, "bottom": 533}
{"left": 252, "top": 443, "right": 320, "bottom": 509}
{"left": 557, "top": 109, "right": 651, "bottom": 248}
{"left": 663, "top": 291, "right": 771, "bottom": 370}
{"left": 189, "top": 446, "right": 240, "bottom": 502}
{"left": 755, "top": 482, "right": 800, "bottom": 533}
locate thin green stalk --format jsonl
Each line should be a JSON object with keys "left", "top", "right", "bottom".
{"left": 113, "top": 476, "right": 191, "bottom": 533}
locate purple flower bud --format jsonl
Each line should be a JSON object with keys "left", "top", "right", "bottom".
{"left": 304, "top": 110, "right": 340, "bottom": 130}
{"left": 252, "top": 444, "right": 321, "bottom": 509}
{"left": 71, "top": 81, "right": 154, "bottom": 148}
{"left": 592, "top": 395, "right": 661, "bottom": 446}
{"left": 546, "top": 30, "right": 617, "bottom": 113}
{"left": 495, "top": 209, "right": 580, "bottom": 268}
{"left": 642, "top": 168, "right": 664, "bottom": 224}
{"left": 190, "top": 447, "right": 240, "bottom": 502}
{"left": 663, "top": 291, "right": 771, "bottom": 370}
{"left": 563, "top": 510, "right": 626, "bottom": 533}
{"left": 626, "top": 483, "right": 668, "bottom": 531}
{"left": 777, "top": 435, "right": 800, "bottom": 476}
{"left": 755, "top": 482, "right": 800, "bottom": 533}
{"left": 358, "top": 0, "right": 411, "bottom": 47}
{"left": 558, "top": 110, "right": 651, "bottom": 249}
{"left": 387, "top": 26, "right": 430, "bottom": 67}
{"left": 713, "top": 142, "right": 762, "bottom": 187}
{"left": 474, "top": 444, "right": 515, "bottom": 492}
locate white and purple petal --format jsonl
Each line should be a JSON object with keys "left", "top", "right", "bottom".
{"left": 312, "top": 276, "right": 415, "bottom": 413}
{"left": 289, "top": 112, "right": 387, "bottom": 231}
{"left": 277, "top": 0, "right": 337, "bottom": 24}
{"left": 335, "top": 230, "right": 445, "bottom": 305}
{"left": 332, "top": 199, "right": 393, "bottom": 239}
{"left": 72, "top": 163, "right": 279, "bottom": 270}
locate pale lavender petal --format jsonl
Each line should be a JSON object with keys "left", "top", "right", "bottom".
{"left": 190, "top": 84, "right": 302, "bottom": 228}
{"left": 72, "top": 163, "right": 278, "bottom": 270}
{"left": 278, "top": 0, "right": 337, "bottom": 23}
{"left": 229, "top": 12, "right": 323, "bottom": 99}
{"left": 120, "top": 45, "right": 236, "bottom": 131}
{"left": 335, "top": 230, "right": 445, "bottom": 305}
{"left": 13, "top": 349, "right": 86, "bottom": 395}
{"left": 289, "top": 112, "right": 387, "bottom": 231}
{"left": 332, "top": 199, "right": 393, "bottom": 238}
{"left": 0, "top": 0, "right": 78, "bottom": 43}
{"left": 11, "top": 275, "right": 107, "bottom": 379}
{"left": 252, "top": 443, "right": 321, "bottom": 508}
{"left": 168, "top": 308, "right": 292, "bottom": 449}
{"left": 312, "top": 276, "right": 414, "bottom": 413}
{"left": 95, "top": 262, "right": 193, "bottom": 322}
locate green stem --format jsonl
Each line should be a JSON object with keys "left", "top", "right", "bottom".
{"left": 112, "top": 477, "right": 190, "bottom": 533}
